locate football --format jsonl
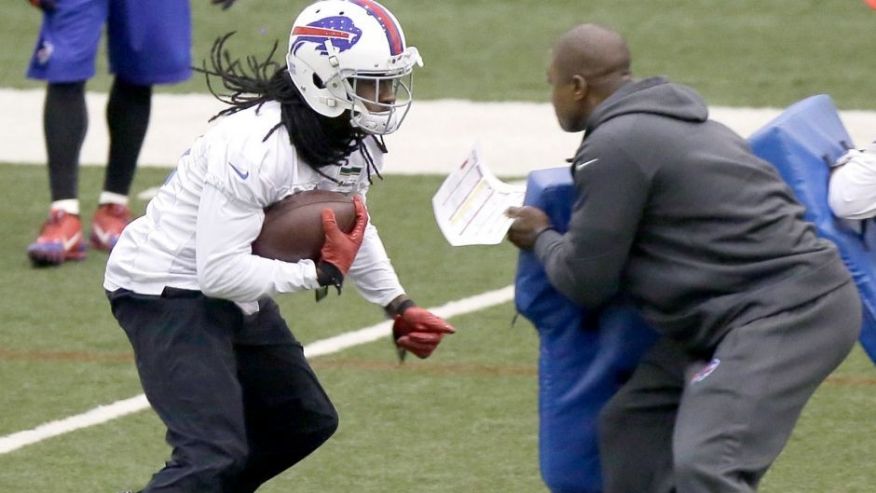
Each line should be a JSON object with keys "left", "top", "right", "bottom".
{"left": 252, "top": 190, "right": 356, "bottom": 262}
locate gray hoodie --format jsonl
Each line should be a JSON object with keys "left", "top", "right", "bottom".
{"left": 533, "top": 77, "right": 852, "bottom": 354}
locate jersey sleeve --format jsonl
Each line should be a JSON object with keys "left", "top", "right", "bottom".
{"left": 346, "top": 192, "right": 406, "bottom": 307}
{"left": 533, "top": 137, "right": 650, "bottom": 308}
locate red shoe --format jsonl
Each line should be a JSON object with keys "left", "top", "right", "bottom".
{"left": 91, "top": 203, "right": 131, "bottom": 252}
{"left": 27, "top": 209, "right": 87, "bottom": 266}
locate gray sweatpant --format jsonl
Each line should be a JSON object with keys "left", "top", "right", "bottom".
{"left": 597, "top": 281, "right": 861, "bottom": 493}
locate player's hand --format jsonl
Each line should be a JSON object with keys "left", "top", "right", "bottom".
{"left": 393, "top": 306, "right": 456, "bottom": 360}
{"left": 28, "top": 0, "right": 56, "bottom": 12}
{"left": 211, "top": 0, "right": 236, "bottom": 10}
{"left": 505, "top": 206, "right": 552, "bottom": 251}
{"left": 317, "top": 195, "right": 368, "bottom": 293}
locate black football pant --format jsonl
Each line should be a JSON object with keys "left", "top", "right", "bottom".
{"left": 108, "top": 288, "right": 339, "bottom": 492}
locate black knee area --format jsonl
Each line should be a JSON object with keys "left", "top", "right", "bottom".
{"left": 112, "top": 77, "right": 153, "bottom": 99}
{"left": 47, "top": 81, "right": 86, "bottom": 98}
{"left": 311, "top": 405, "right": 339, "bottom": 446}
{"left": 285, "top": 398, "right": 339, "bottom": 459}
{"left": 231, "top": 406, "right": 339, "bottom": 492}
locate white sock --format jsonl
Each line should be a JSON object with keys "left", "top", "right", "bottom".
{"left": 51, "top": 199, "right": 80, "bottom": 215}
{"left": 98, "top": 191, "right": 129, "bottom": 206}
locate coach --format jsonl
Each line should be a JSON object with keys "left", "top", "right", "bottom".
{"left": 506, "top": 24, "right": 861, "bottom": 493}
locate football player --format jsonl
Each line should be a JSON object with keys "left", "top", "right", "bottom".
{"left": 104, "top": 1, "right": 454, "bottom": 491}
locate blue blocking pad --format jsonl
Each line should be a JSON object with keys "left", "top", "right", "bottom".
{"left": 515, "top": 166, "right": 658, "bottom": 493}
{"left": 749, "top": 94, "right": 876, "bottom": 362}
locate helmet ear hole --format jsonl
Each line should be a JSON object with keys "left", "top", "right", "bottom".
{"left": 312, "top": 73, "right": 326, "bottom": 89}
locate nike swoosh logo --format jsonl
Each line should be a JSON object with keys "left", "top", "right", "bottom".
{"left": 228, "top": 162, "right": 249, "bottom": 180}
{"left": 63, "top": 231, "right": 82, "bottom": 252}
{"left": 575, "top": 158, "right": 599, "bottom": 171}
{"left": 92, "top": 224, "right": 113, "bottom": 246}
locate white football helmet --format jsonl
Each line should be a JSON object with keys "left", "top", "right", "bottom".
{"left": 286, "top": 0, "right": 423, "bottom": 135}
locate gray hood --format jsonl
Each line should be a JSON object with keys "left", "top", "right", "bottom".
{"left": 585, "top": 77, "right": 709, "bottom": 135}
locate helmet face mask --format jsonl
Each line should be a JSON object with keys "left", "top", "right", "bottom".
{"left": 345, "top": 70, "right": 414, "bottom": 134}
{"left": 286, "top": 0, "right": 422, "bottom": 135}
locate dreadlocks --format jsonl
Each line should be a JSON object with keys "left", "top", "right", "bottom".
{"left": 196, "top": 32, "right": 385, "bottom": 178}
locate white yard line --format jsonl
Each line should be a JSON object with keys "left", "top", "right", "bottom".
{"left": 0, "top": 285, "right": 515, "bottom": 455}
{"left": 3, "top": 88, "right": 875, "bottom": 177}
{"left": 0, "top": 395, "right": 149, "bottom": 455}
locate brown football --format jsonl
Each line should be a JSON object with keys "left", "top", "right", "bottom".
{"left": 252, "top": 190, "right": 356, "bottom": 262}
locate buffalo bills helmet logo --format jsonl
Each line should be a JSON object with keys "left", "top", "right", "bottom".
{"left": 290, "top": 16, "right": 362, "bottom": 55}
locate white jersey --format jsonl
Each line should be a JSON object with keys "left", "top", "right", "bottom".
{"left": 104, "top": 101, "right": 405, "bottom": 313}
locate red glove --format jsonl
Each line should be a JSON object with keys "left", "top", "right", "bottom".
{"left": 393, "top": 306, "right": 456, "bottom": 359}
{"left": 316, "top": 195, "right": 368, "bottom": 293}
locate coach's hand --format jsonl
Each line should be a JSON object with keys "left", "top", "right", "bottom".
{"left": 28, "top": 0, "right": 56, "bottom": 12}
{"left": 211, "top": 0, "right": 236, "bottom": 10}
{"left": 316, "top": 195, "right": 368, "bottom": 294}
{"left": 391, "top": 302, "right": 456, "bottom": 360}
{"left": 505, "top": 206, "right": 552, "bottom": 251}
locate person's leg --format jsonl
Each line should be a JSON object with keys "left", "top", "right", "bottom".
{"left": 90, "top": 77, "right": 150, "bottom": 251}
{"left": 26, "top": 0, "right": 104, "bottom": 265}
{"left": 231, "top": 298, "right": 339, "bottom": 492}
{"left": 104, "top": 0, "right": 192, "bottom": 174}
{"left": 673, "top": 282, "right": 861, "bottom": 493}
{"left": 108, "top": 288, "right": 252, "bottom": 492}
{"left": 103, "top": 77, "right": 151, "bottom": 198}
{"left": 27, "top": 82, "right": 89, "bottom": 265}
{"left": 45, "top": 81, "right": 88, "bottom": 204}
{"left": 597, "top": 337, "right": 689, "bottom": 493}
{"left": 91, "top": 0, "right": 193, "bottom": 252}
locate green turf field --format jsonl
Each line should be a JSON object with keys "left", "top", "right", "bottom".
{"left": 0, "top": 166, "right": 540, "bottom": 492}
{"left": 3, "top": 1, "right": 876, "bottom": 491}
{"left": 1, "top": 166, "right": 876, "bottom": 492}
{"left": 4, "top": 0, "right": 876, "bottom": 108}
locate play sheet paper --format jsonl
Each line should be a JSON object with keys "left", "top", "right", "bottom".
{"left": 432, "top": 146, "right": 526, "bottom": 246}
